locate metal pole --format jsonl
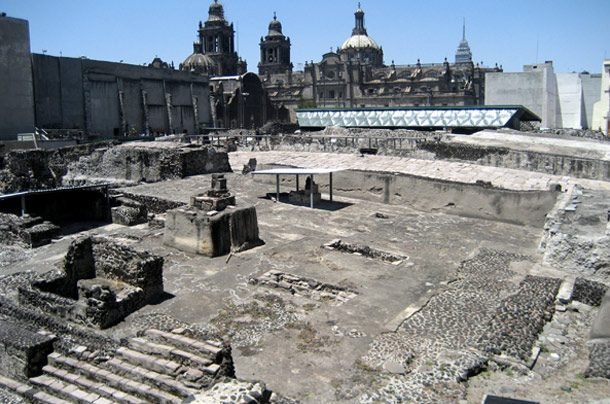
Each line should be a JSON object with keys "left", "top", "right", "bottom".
{"left": 310, "top": 175, "right": 314, "bottom": 208}
{"left": 330, "top": 173, "right": 333, "bottom": 202}
{"left": 21, "top": 195, "right": 26, "bottom": 217}
{"left": 276, "top": 174, "right": 280, "bottom": 202}
{"left": 296, "top": 175, "right": 300, "bottom": 192}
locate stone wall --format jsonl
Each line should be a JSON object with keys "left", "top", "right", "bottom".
{"left": 0, "top": 320, "right": 55, "bottom": 381}
{"left": 31, "top": 54, "right": 211, "bottom": 137}
{"left": 63, "top": 142, "right": 231, "bottom": 186}
{"left": 420, "top": 140, "right": 610, "bottom": 182}
{"left": 111, "top": 191, "right": 185, "bottom": 214}
{"left": 540, "top": 187, "right": 610, "bottom": 278}
{"left": 0, "top": 16, "right": 35, "bottom": 140}
{"left": 0, "top": 142, "right": 111, "bottom": 193}
{"left": 587, "top": 290, "right": 610, "bottom": 378}
{"left": 255, "top": 169, "right": 558, "bottom": 227}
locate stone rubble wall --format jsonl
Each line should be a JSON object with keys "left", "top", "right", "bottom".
{"left": 110, "top": 196, "right": 148, "bottom": 226}
{"left": 0, "top": 213, "right": 60, "bottom": 248}
{"left": 17, "top": 236, "right": 164, "bottom": 329}
{"left": 541, "top": 186, "right": 610, "bottom": 278}
{"left": 0, "top": 320, "right": 55, "bottom": 381}
{"left": 63, "top": 142, "right": 231, "bottom": 187}
{"left": 0, "top": 142, "right": 111, "bottom": 193}
{"left": 587, "top": 290, "right": 610, "bottom": 378}
{"left": 572, "top": 278, "right": 609, "bottom": 307}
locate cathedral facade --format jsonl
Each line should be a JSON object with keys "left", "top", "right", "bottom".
{"left": 259, "top": 4, "right": 502, "bottom": 122}
{"left": 181, "top": 1, "right": 503, "bottom": 127}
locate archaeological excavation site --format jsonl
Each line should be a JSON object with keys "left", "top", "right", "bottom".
{"left": 0, "top": 127, "right": 610, "bottom": 404}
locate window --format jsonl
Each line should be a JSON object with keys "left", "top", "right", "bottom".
{"left": 329, "top": 90, "right": 335, "bottom": 98}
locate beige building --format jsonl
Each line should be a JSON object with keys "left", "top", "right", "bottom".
{"left": 592, "top": 60, "right": 610, "bottom": 135}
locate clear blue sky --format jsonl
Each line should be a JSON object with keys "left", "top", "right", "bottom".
{"left": 3, "top": 0, "right": 609, "bottom": 74}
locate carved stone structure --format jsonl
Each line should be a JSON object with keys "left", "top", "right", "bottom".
{"left": 164, "top": 174, "right": 263, "bottom": 257}
{"left": 18, "top": 236, "right": 164, "bottom": 329}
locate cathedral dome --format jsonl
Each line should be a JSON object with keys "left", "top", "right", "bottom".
{"left": 182, "top": 51, "right": 215, "bottom": 74}
{"left": 340, "top": 4, "right": 380, "bottom": 51}
{"left": 268, "top": 13, "right": 283, "bottom": 37}
{"left": 341, "top": 34, "right": 380, "bottom": 51}
{"left": 208, "top": 0, "right": 225, "bottom": 22}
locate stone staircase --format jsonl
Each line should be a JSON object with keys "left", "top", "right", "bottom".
{"left": 0, "top": 328, "right": 229, "bottom": 403}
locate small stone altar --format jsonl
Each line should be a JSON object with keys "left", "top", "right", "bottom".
{"left": 164, "top": 174, "right": 263, "bottom": 257}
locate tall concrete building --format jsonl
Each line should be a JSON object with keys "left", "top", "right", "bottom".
{"left": 455, "top": 20, "right": 473, "bottom": 64}
{"left": 31, "top": 54, "right": 211, "bottom": 137}
{"left": 0, "top": 12, "right": 212, "bottom": 139}
{"left": 592, "top": 60, "right": 610, "bottom": 135}
{"left": 0, "top": 14, "right": 35, "bottom": 140}
{"left": 259, "top": 4, "right": 500, "bottom": 122}
{"left": 485, "top": 61, "right": 602, "bottom": 129}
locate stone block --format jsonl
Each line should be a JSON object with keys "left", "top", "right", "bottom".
{"left": 164, "top": 206, "right": 263, "bottom": 257}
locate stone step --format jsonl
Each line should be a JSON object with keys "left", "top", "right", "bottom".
{"left": 106, "top": 357, "right": 193, "bottom": 399}
{"left": 128, "top": 337, "right": 215, "bottom": 369}
{"left": 42, "top": 364, "right": 144, "bottom": 404}
{"left": 0, "top": 374, "right": 62, "bottom": 404}
{"left": 116, "top": 347, "right": 183, "bottom": 376}
{"left": 30, "top": 374, "right": 104, "bottom": 403}
{"left": 48, "top": 352, "right": 181, "bottom": 404}
{"left": 144, "top": 329, "right": 223, "bottom": 361}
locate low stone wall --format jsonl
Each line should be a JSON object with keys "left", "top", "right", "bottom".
{"left": 110, "top": 191, "right": 185, "bottom": 215}
{"left": 0, "top": 320, "right": 55, "bottom": 381}
{"left": 254, "top": 169, "right": 558, "bottom": 227}
{"left": 420, "top": 140, "right": 610, "bottom": 182}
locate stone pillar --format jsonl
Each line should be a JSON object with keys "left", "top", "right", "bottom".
{"left": 165, "top": 93, "right": 174, "bottom": 134}
{"left": 118, "top": 90, "right": 127, "bottom": 136}
{"left": 192, "top": 94, "right": 200, "bottom": 135}
{"left": 141, "top": 89, "right": 150, "bottom": 135}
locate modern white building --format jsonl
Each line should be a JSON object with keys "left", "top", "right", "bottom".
{"left": 485, "top": 61, "right": 601, "bottom": 130}
{"left": 592, "top": 60, "right": 610, "bottom": 135}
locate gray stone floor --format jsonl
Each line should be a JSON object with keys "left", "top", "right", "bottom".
{"left": 2, "top": 149, "right": 610, "bottom": 402}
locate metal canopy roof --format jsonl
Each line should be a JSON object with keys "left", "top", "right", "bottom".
{"left": 251, "top": 168, "right": 343, "bottom": 176}
{"left": 0, "top": 184, "right": 110, "bottom": 200}
{"left": 296, "top": 105, "right": 540, "bottom": 129}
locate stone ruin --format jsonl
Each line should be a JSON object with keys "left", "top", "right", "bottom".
{"left": 164, "top": 174, "right": 264, "bottom": 257}
{"left": 63, "top": 141, "right": 232, "bottom": 187}
{"left": 289, "top": 176, "right": 321, "bottom": 205}
{"left": 0, "top": 321, "right": 55, "bottom": 382}
{"left": 18, "top": 236, "right": 164, "bottom": 329}
{"left": 0, "top": 213, "right": 60, "bottom": 248}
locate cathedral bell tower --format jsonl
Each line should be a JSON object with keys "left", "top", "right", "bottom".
{"left": 196, "top": 0, "right": 246, "bottom": 76}
{"left": 258, "top": 12, "right": 292, "bottom": 76}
